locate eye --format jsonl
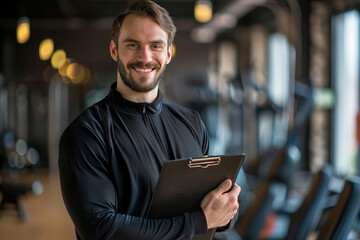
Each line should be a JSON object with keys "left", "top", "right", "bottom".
{"left": 127, "top": 43, "right": 137, "bottom": 48}
{"left": 152, "top": 44, "right": 163, "bottom": 50}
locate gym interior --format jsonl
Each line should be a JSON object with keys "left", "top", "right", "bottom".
{"left": 0, "top": 0, "right": 360, "bottom": 239}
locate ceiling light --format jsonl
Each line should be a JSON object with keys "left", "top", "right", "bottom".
{"left": 39, "top": 39, "right": 54, "bottom": 61}
{"left": 16, "top": 17, "right": 30, "bottom": 44}
{"left": 66, "top": 63, "right": 85, "bottom": 84}
{"left": 58, "top": 58, "right": 71, "bottom": 77}
{"left": 194, "top": 0, "right": 213, "bottom": 23}
{"left": 51, "top": 49, "right": 67, "bottom": 69}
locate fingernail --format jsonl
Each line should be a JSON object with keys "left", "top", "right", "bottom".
{"left": 225, "top": 179, "right": 231, "bottom": 186}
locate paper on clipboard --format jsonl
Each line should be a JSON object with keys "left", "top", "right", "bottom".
{"left": 147, "top": 154, "right": 245, "bottom": 240}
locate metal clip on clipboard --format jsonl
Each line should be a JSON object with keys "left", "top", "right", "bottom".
{"left": 188, "top": 156, "right": 221, "bottom": 168}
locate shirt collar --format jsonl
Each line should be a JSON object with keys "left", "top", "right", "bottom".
{"left": 106, "top": 82, "right": 163, "bottom": 115}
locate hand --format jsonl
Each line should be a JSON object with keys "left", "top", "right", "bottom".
{"left": 200, "top": 179, "right": 241, "bottom": 229}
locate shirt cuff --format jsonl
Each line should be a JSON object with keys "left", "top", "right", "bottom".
{"left": 191, "top": 208, "right": 208, "bottom": 235}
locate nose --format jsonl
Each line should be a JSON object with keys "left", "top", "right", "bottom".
{"left": 136, "top": 46, "right": 152, "bottom": 63}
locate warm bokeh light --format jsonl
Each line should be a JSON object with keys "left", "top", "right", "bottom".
{"left": 58, "top": 58, "right": 71, "bottom": 77}
{"left": 194, "top": 0, "right": 212, "bottom": 23}
{"left": 66, "top": 63, "right": 85, "bottom": 84}
{"left": 16, "top": 17, "right": 30, "bottom": 44}
{"left": 39, "top": 39, "right": 54, "bottom": 61}
{"left": 51, "top": 49, "right": 66, "bottom": 69}
{"left": 171, "top": 44, "right": 176, "bottom": 58}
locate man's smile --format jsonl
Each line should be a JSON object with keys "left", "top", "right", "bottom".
{"left": 133, "top": 67, "right": 154, "bottom": 73}
{"left": 129, "top": 62, "right": 160, "bottom": 76}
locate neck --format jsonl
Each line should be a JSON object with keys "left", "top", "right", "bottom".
{"left": 116, "top": 79, "right": 158, "bottom": 103}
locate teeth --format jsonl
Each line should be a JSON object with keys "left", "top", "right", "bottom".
{"left": 135, "top": 68, "right": 152, "bottom": 73}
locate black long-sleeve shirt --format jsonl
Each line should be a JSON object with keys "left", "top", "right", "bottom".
{"left": 58, "top": 83, "right": 210, "bottom": 240}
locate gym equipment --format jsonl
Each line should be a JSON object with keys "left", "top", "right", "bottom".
{"left": 0, "top": 177, "right": 43, "bottom": 221}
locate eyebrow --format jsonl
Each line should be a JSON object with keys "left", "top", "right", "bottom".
{"left": 122, "top": 38, "right": 167, "bottom": 46}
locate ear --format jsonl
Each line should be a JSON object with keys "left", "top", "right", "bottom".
{"left": 110, "top": 40, "right": 118, "bottom": 61}
{"left": 166, "top": 44, "right": 172, "bottom": 64}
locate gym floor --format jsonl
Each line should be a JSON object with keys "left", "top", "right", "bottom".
{"left": 0, "top": 170, "right": 75, "bottom": 240}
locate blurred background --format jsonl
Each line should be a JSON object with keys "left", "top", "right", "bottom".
{"left": 0, "top": 0, "right": 360, "bottom": 239}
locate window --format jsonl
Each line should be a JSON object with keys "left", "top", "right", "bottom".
{"left": 332, "top": 10, "right": 360, "bottom": 176}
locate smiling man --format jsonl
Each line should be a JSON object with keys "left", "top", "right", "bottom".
{"left": 111, "top": 13, "right": 170, "bottom": 101}
{"left": 58, "top": 1, "right": 241, "bottom": 239}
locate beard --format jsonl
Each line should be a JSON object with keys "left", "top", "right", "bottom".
{"left": 117, "top": 57, "right": 166, "bottom": 93}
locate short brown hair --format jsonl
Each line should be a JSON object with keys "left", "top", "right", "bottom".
{"left": 111, "top": 0, "right": 176, "bottom": 47}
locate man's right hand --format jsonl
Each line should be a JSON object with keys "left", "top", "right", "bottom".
{"left": 200, "top": 179, "right": 241, "bottom": 229}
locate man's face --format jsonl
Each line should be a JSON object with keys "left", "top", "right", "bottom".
{"left": 112, "top": 14, "right": 171, "bottom": 93}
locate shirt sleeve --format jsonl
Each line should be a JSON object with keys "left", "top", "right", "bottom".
{"left": 58, "top": 124, "right": 208, "bottom": 240}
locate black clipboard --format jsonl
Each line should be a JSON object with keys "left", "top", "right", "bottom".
{"left": 147, "top": 154, "right": 245, "bottom": 240}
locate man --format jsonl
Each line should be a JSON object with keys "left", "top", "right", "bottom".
{"left": 58, "top": 0, "right": 241, "bottom": 239}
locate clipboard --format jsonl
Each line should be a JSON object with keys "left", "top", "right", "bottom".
{"left": 147, "top": 154, "right": 245, "bottom": 240}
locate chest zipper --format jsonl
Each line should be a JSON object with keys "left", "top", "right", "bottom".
{"left": 142, "top": 105, "right": 168, "bottom": 163}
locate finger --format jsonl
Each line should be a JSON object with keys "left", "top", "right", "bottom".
{"left": 231, "top": 184, "right": 241, "bottom": 195}
{"left": 223, "top": 183, "right": 240, "bottom": 198}
{"left": 215, "top": 179, "right": 232, "bottom": 195}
